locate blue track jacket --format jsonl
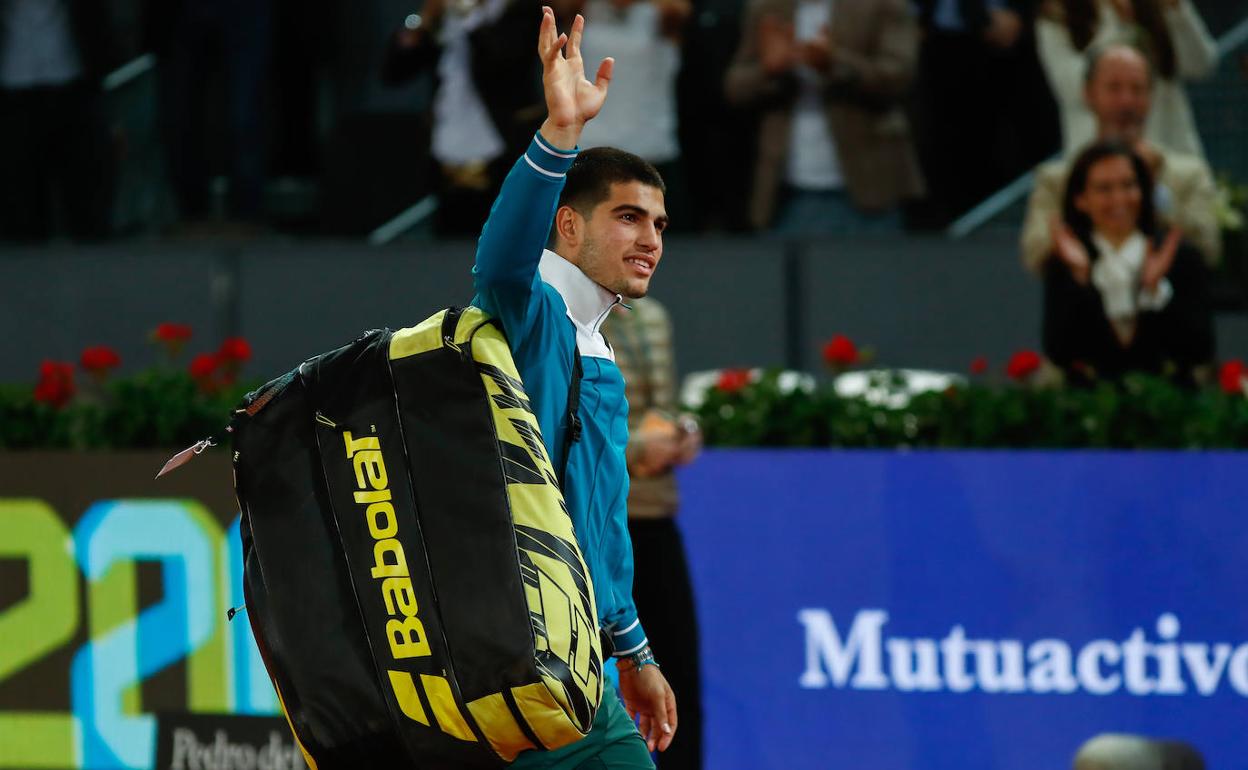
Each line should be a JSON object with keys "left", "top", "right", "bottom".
{"left": 471, "top": 132, "right": 649, "bottom": 660}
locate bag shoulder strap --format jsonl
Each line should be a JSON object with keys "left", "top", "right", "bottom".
{"left": 560, "top": 346, "right": 583, "bottom": 490}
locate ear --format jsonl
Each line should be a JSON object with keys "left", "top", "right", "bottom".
{"left": 1074, "top": 190, "right": 1092, "bottom": 216}
{"left": 554, "top": 205, "right": 581, "bottom": 251}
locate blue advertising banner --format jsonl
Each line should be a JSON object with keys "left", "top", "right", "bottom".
{"left": 676, "top": 451, "right": 1248, "bottom": 770}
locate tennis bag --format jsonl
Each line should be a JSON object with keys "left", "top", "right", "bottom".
{"left": 231, "top": 306, "right": 604, "bottom": 769}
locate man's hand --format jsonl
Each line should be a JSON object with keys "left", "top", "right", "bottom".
{"left": 758, "top": 16, "right": 797, "bottom": 76}
{"left": 798, "top": 27, "right": 832, "bottom": 72}
{"left": 1142, "top": 227, "right": 1182, "bottom": 293}
{"left": 983, "top": 8, "right": 1022, "bottom": 49}
{"left": 1050, "top": 216, "right": 1091, "bottom": 285}
{"left": 618, "top": 662, "right": 678, "bottom": 752}
{"left": 538, "top": 7, "right": 613, "bottom": 149}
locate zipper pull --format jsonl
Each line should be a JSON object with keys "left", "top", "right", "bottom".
{"left": 155, "top": 437, "right": 217, "bottom": 479}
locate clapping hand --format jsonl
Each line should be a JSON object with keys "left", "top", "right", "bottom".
{"left": 1049, "top": 217, "right": 1091, "bottom": 285}
{"left": 538, "top": 7, "right": 613, "bottom": 149}
{"left": 1141, "top": 228, "right": 1182, "bottom": 293}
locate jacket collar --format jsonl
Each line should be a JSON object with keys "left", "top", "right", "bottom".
{"left": 539, "top": 249, "right": 624, "bottom": 335}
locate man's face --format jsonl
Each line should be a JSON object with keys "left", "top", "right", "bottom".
{"left": 575, "top": 181, "right": 667, "bottom": 299}
{"left": 1085, "top": 50, "right": 1152, "bottom": 143}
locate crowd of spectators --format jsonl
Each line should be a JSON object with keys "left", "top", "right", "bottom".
{"left": 0, "top": 0, "right": 1238, "bottom": 387}
{"left": 3, "top": 0, "right": 1231, "bottom": 245}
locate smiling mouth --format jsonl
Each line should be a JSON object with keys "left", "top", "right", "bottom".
{"left": 625, "top": 257, "right": 655, "bottom": 274}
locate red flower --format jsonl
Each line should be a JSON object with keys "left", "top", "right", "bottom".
{"left": 189, "top": 353, "right": 220, "bottom": 379}
{"left": 153, "top": 323, "right": 193, "bottom": 342}
{"left": 80, "top": 346, "right": 121, "bottom": 373}
{"left": 33, "top": 361, "right": 75, "bottom": 408}
{"left": 822, "top": 335, "right": 859, "bottom": 367}
{"left": 716, "top": 368, "right": 752, "bottom": 394}
{"left": 1005, "top": 350, "right": 1042, "bottom": 381}
{"left": 1220, "top": 360, "right": 1246, "bottom": 395}
{"left": 969, "top": 356, "right": 988, "bottom": 375}
{"left": 217, "top": 337, "right": 252, "bottom": 363}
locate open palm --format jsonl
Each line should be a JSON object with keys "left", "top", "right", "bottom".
{"left": 538, "top": 7, "right": 613, "bottom": 131}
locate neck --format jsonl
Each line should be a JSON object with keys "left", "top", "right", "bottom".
{"left": 1096, "top": 229, "right": 1137, "bottom": 249}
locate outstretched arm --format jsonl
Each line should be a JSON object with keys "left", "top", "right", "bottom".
{"left": 472, "top": 8, "right": 614, "bottom": 342}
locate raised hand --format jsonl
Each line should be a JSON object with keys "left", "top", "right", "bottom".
{"left": 1141, "top": 227, "right": 1182, "bottom": 293}
{"left": 538, "top": 7, "right": 613, "bottom": 149}
{"left": 1049, "top": 216, "right": 1091, "bottom": 285}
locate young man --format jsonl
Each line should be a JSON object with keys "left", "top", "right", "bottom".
{"left": 471, "top": 7, "right": 678, "bottom": 767}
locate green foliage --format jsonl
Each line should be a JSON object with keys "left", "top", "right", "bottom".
{"left": 694, "top": 370, "right": 1248, "bottom": 449}
{"left": 0, "top": 370, "right": 251, "bottom": 450}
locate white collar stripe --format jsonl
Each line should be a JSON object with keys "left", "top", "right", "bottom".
{"left": 523, "top": 154, "right": 565, "bottom": 179}
{"left": 533, "top": 133, "right": 578, "bottom": 159}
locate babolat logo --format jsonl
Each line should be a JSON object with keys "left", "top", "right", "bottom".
{"left": 343, "top": 432, "right": 431, "bottom": 663}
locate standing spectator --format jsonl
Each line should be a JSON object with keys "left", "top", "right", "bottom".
{"left": 0, "top": 0, "right": 119, "bottom": 241}
{"left": 1042, "top": 140, "right": 1213, "bottom": 384}
{"left": 1022, "top": 44, "right": 1219, "bottom": 272}
{"left": 1035, "top": 0, "right": 1217, "bottom": 158}
{"left": 382, "top": 0, "right": 570, "bottom": 236}
{"left": 579, "top": 0, "right": 692, "bottom": 229}
{"left": 910, "top": 0, "right": 1061, "bottom": 228}
{"left": 145, "top": 0, "right": 273, "bottom": 225}
{"left": 724, "top": 0, "right": 924, "bottom": 234}
{"left": 603, "top": 296, "right": 704, "bottom": 769}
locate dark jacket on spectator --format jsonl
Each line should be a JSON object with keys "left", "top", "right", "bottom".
{"left": 1043, "top": 240, "right": 1214, "bottom": 384}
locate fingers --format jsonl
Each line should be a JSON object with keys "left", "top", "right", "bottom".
{"left": 567, "top": 13, "right": 585, "bottom": 62}
{"left": 638, "top": 713, "right": 654, "bottom": 752}
{"left": 657, "top": 685, "right": 677, "bottom": 752}
{"left": 594, "top": 56, "right": 614, "bottom": 94}
{"left": 538, "top": 6, "right": 569, "bottom": 67}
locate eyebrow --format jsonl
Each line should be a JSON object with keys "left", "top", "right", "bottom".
{"left": 611, "top": 204, "right": 669, "bottom": 227}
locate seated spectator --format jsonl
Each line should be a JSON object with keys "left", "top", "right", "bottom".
{"left": 1035, "top": 0, "right": 1217, "bottom": 158}
{"left": 579, "top": 0, "right": 692, "bottom": 229}
{"left": 0, "top": 0, "right": 119, "bottom": 242}
{"left": 723, "top": 0, "right": 923, "bottom": 234}
{"left": 1022, "top": 44, "right": 1219, "bottom": 272}
{"left": 1042, "top": 140, "right": 1213, "bottom": 384}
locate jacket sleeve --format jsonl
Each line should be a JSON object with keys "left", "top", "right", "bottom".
{"left": 1164, "top": 0, "right": 1218, "bottom": 80}
{"left": 603, "top": 511, "right": 650, "bottom": 657}
{"left": 472, "top": 133, "right": 578, "bottom": 347}
{"left": 1169, "top": 157, "right": 1222, "bottom": 266}
{"left": 1021, "top": 164, "right": 1063, "bottom": 274}
{"left": 723, "top": 0, "right": 798, "bottom": 108}
{"left": 823, "top": 0, "right": 919, "bottom": 106}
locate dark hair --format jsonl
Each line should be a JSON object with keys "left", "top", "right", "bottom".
{"left": 1061, "top": 140, "right": 1157, "bottom": 258}
{"left": 557, "top": 147, "right": 666, "bottom": 216}
{"left": 1060, "top": 0, "right": 1176, "bottom": 79}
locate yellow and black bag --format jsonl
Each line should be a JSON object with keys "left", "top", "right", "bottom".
{"left": 231, "top": 306, "right": 604, "bottom": 769}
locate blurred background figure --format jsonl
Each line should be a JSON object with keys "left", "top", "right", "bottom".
{"left": 1035, "top": 0, "right": 1218, "bottom": 158}
{"left": 1022, "top": 43, "right": 1220, "bottom": 273}
{"left": 1073, "top": 733, "right": 1205, "bottom": 770}
{"left": 579, "top": 0, "right": 692, "bottom": 229}
{"left": 910, "top": 0, "right": 1060, "bottom": 229}
{"left": 1042, "top": 140, "right": 1213, "bottom": 384}
{"left": 144, "top": 0, "right": 273, "bottom": 227}
{"left": 604, "top": 296, "right": 704, "bottom": 770}
{"left": 724, "top": 0, "right": 924, "bottom": 234}
{"left": 0, "top": 0, "right": 120, "bottom": 242}
{"left": 382, "top": 0, "right": 560, "bottom": 236}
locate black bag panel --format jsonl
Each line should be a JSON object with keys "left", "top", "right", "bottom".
{"left": 233, "top": 372, "right": 406, "bottom": 762}
{"left": 305, "top": 330, "right": 504, "bottom": 768}
{"left": 390, "top": 345, "right": 536, "bottom": 703}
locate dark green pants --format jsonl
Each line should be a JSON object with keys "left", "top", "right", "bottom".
{"left": 508, "top": 693, "right": 654, "bottom": 769}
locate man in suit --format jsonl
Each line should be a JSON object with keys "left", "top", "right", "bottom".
{"left": 0, "top": 0, "right": 119, "bottom": 241}
{"left": 723, "top": 0, "right": 924, "bottom": 233}
{"left": 1021, "top": 43, "right": 1220, "bottom": 274}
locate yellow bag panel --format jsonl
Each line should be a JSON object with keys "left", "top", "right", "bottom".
{"left": 467, "top": 693, "right": 539, "bottom": 762}
{"left": 421, "top": 674, "right": 479, "bottom": 743}
{"left": 511, "top": 681, "right": 590, "bottom": 749}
